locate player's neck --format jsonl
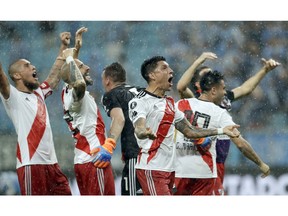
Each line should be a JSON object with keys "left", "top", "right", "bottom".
{"left": 146, "top": 85, "right": 165, "bottom": 98}
{"left": 16, "top": 84, "right": 33, "bottom": 94}
{"left": 198, "top": 92, "right": 212, "bottom": 102}
{"left": 112, "top": 82, "right": 125, "bottom": 89}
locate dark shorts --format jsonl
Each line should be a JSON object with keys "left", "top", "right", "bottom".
{"left": 121, "top": 158, "right": 142, "bottom": 195}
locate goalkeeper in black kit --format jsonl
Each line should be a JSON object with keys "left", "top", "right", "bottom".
{"left": 101, "top": 62, "right": 144, "bottom": 195}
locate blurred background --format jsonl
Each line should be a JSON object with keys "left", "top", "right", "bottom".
{"left": 0, "top": 21, "right": 287, "bottom": 195}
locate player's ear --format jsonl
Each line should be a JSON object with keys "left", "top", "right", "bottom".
{"left": 148, "top": 71, "right": 156, "bottom": 81}
{"left": 211, "top": 86, "right": 217, "bottom": 95}
{"left": 11, "top": 71, "right": 22, "bottom": 81}
{"left": 195, "top": 81, "right": 200, "bottom": 89}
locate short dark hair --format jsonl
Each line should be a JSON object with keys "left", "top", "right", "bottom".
{"left": 191, "top": 65, "right": 210, "bottom": 92}
{"left": 200, "top": 70, "right": 224, "bottom": 92}
{"left": 141, "top": 56, "right": 166, "bottom": 82}
{"left": 103, "top": 62, "right": 126, "bottom": 83}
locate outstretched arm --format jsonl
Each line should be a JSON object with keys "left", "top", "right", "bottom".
{"left": 175, "top": 117, "right": 240, "bottom": 138}
{"left": 45, "top": 31, "right": 71, "bottom": 90}
{"left": 177, "top": 52, "right": 217, "bottom": 99}
{"left": 74, "top": 27, "right": 88, "bottom": 59}
{"left": 231, "top": 134, "right": 270, "bottom": 178}
{"left": 0, "top": 63, "right": 10, "bottom": 99}
{"left": 232, "top": 58, "right": 281, "bottom": 100}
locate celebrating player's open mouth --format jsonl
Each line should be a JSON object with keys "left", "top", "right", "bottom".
{"left": 32, "top": 71, "right": 38, "bottom": 80}
{"left": 168, "top": 76, "right": 173, "bottom": 87}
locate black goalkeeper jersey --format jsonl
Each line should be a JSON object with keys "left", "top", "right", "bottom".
{"left": 101, "top": 84, "right": 144, "bottom": 160}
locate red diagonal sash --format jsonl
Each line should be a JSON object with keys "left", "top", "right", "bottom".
{"left": 147, "top": 97, "right": 175, "bottom": 163}
{"left": 27, "top": 91, "right": 46, "bottom": 159}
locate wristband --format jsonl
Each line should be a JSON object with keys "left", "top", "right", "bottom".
{"left": 217, "top": 128, "right": 224, "bottom": 135}
{"left": 66, "top": 56, "right": 73, "bottom": 64}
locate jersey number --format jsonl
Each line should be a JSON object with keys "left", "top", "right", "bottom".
{"left": 184, "top": 110, "right": 211, "bottom": 128}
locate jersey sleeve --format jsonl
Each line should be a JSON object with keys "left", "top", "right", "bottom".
{"left": 219, "top": 109, "right": 235, "bottom": 128}
{"left": 0, "top": 85, "right": 18, "bottom": 117}
{"left": 102, "top": 91, "right": 121, "bottom": 117}
{"left": 128, "top": 97, "right": 147, "bottom": 125}
{"left": 40, "top": 81, "right": 53, "bottom": 99}
{"left": 174, "top": 102, "right": 185, "bottom": 123}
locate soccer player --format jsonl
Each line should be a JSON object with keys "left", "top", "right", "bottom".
{"left": 174, "top": 70, "right": 271, "bottom": 195}
{"left": 128, "top": 56, "right": 240, "bottom": 195}
{"left": 0, "top": 31, "right": 72, "bottom": 195}
{"left": 60, "top": 28, "right": 115, "bottom": 195}
{"left": 176, "top": 52, "right": 280, "bottom": 189}
{"left": 101, "top": 62, "right": 144, "bottom": 195}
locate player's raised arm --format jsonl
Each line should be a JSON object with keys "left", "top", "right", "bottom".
{"left": 45, "top": 31, "right": 71, "bottom": 90}
{"left": 177, "top": 52, "right": 217, "bottom": 99}
{"left": 74, "top": 27, "right": 88, "bottom": 59}
{"left": 232, "top": 58, "right": 281, "bottom": 100}
{"left": 62, "top": 48, "right": 86, "bottom": 102}
{"left": 0, "top": 62, "right": 10, "bottom": 99}
{"left": 58, "top": 31, "right": 71, "bottom": 57}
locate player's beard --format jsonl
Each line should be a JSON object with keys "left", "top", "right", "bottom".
{"left": 23, "top": 80, "right": 40, "bottom": 91}
{"left": 85, "top": 76, "right": 93, "bottom": 86}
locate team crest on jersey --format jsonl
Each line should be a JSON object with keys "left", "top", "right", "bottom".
{"left": 130, "top": 101, "right": 137, "bottom": 109}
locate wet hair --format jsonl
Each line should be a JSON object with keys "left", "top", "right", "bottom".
{"left": 141, "top": 56, "right": 166, "bottom": 83}
{"left": 200, "top": 70, "right": 224, "bottom": 93}
{"left": 191, "top": 66, "right": 210, "bottom": 92}
{"left": 103, "top": 62, "right": 126, "bottom": 83}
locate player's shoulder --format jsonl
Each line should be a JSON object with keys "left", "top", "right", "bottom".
{"left": 176, "top": 97, "right": 198, "bottom": 106}
{"left": 177, "top": 97, "right": 197, "bottom": 102}
{"left": 102, "top": 86, "right": 121, "bottom": 102}
{"left": 134, "top": 89, "right": 148, "bottom": 99}
{"left": 128, "top": 89, "right": 148, "bottom": 107}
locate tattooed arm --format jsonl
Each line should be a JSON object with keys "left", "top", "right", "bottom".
{"left": 231, "top": 134, "right": 270, "bottom": 178}
{"left": 45, "top": 31, "right": 71, "bottom": 90}
{"left": 134, "top": 117, "right": 157, "bottom": 140}
{"left": 62, "top": 48, "right": 86, "bottom": 102}
{"left": 175, "top": 117, "right": 240, "bottom": 138}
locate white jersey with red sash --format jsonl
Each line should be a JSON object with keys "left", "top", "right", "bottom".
{"left": 175, "top": 98, "right": 235, "bottom": 178}
{"left": 0, "top": 83, "right": 57, "bottom": 169}
{"left": 61, "top": 83, "right": 106, "bottom": 164}
{"left": 128, "top": 90, "right": 184, "bottom": 172}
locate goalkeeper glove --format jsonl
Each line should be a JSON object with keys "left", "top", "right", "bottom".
{"left": 90, "top": 138, "right": 116, "bottom": 168}
{"left": 193, "top": 137, "right": 212, "bottom": 151}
